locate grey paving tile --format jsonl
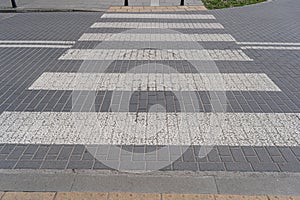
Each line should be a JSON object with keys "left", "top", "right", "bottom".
{"left": 57, "top": 146, "right": 74, "bottom": 161}
{"left": 230, "top": 148, "right": 247, "bottom": 162}
{"left": 0, "top": 2, "right": 300, "bottom": 174}
{"left": 14, "top": 161, "right": 42, "bottom": 169}
{"left": 6, "top": 146, "right": 26, "bottom": 160}
{"left": 207, "top": 149, "right": 221, "bottom": 162}
{"left": 271, "top": 156, "right": 286, "bottom": 163}
{"left": 41, "top": 161, "right": 68, "bottom": 169}
{"left": 278, "top": 163, "right": 300, "bottom": 172}
{"left": 199, "top": 162, "right": 225, "bottom": 171}
{"left": 67, "top": 160, "right": 94, "bottom": 169}
{"left": 225, "top": 162, "right": 253, "bottom": 172}
{"left": 24, "top": 144, "right": 39, "bottom": 155}
{"left": 241, "top": 147, "right": 256, "bottom": 156}
{"left": 47, "top": 145, "right": 62, "bottom": 155}
{"left": 0, "top": 144, "right": 16, "bottom": 154}
{"left": 182, "top": 149, "right": 195, "bottom": 162}
{"left": 0, "top": 160, "right": 17, "bottom": 169}
{"left": 291, "top": 147, "right": 300, "bottom": 156}
{"left": 251, "top": 162, "right": 280, "bottom": 172}
{"left": 82, "top": 151, "right": 95, "bottom": 161}
{"left": 217, "top": 146, "right": 231, "bottom": 156}
{"left": 119, "top": 161, "right": 146, "bottom": 171}
{"left": 266, "top": 146, "right": 281, "bottom": 156}
{"left": 279, "top": 147, "right": 299, "bottom": 162}
{"left": 173, "top": 161, "right": 198, "bottom": 171}
{"left": 32, "top": 146, "right": 50, "bottom": 160}
{"left": 220, "top": 156, "right": 233, "bottom": 162}
{"left": 245, "top": 156, "right": 260, "bottom": 163}
{"left": 93, "top": 160, "right": 118, "bottom": 170}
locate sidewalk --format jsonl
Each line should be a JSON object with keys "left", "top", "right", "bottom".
{"left": 1, "top": 192, "right": 300, "bottom": 200}
{"left": 0, "top": 0, "right": 203, "bottom": 11}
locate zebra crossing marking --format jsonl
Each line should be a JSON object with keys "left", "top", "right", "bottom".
{"left": 58, "top": 49, "right": 252, "bottom": 61}
{"left": 29, "top": 72, "right": 280, "bottom": 91}
{"left": 0, "top": 112, "right": 299, "bottom": 146}
{"left": 237, "top": 42, "right": 300, "bottom": 46}
{"left": 91, "top": 22, "right": 224, "bottom": 29}
{"left": 241, "top": 46, "right": 300, "bottom": 50}
{"left": 101, "top": 13, "right": 216, "bottom": 19}
{"left": 0, "top": 44, "right": 72, "bottom": 48}
{"left": 78, "top": 33, "right": 236, "bottom": 42}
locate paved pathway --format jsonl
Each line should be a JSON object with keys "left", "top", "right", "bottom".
{"left": 0, "top": 192, "right": 300, "bottom": 200}
{"left": 0, "top": 0, "right": 299, "bottom": 173}
{"left": 0, "top": 0, "right": 202, "bottom": 10}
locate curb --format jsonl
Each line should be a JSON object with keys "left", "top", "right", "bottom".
{"left": 0, "top": 169, "right": 300, "bottom": 195}
{"left": 0, "top": 192, "right": 299, "bottom": 200}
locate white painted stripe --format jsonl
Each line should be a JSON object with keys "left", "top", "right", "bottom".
{"left": 0, "top": 40, "right": 75, "bottom": 44}
{"left": 150, "top": 0, "right": 159, "bottom": 6}
{"left": 241, "top": 46, "right": 300, "bottom": 50}
{"left": 237, "top": 42, "right": 300, "bottom": 46}
{"left": 0, "top": 112, "right": 299, "bottom": 146}
{"left": 91, "top": 22, "right": 224, "bottom": 29}
{"left": 78, "top": 33, "right": 236, "bottom": 42}
{"left": 58, "top": 49, "right": 252, "bottom": 61}
{"left": 101, "top": 13, "right": 216, "bottom": 19}
{"left": 0, "top": 44, "right": 73, "bottom": 48}
{"left": 28, "top": 72, "right": 281, "bottom": 91}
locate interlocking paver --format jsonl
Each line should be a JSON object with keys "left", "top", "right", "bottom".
{"left": 0, "top": 0, "right": 300, "bottom": 173}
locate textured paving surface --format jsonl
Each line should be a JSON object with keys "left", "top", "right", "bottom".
{"left": 0, "top": 0, "right": 300, "bottom": 172}
{"left": 0, "top": 0, "right": 203, "bottom": 10}
{"left": 0, "top": 192, "right": 300, "bottom": 200}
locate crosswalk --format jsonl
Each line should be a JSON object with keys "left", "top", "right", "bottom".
{"left": 78, "top": 33, "right": 236, "bottom": 42}
{"left": 101, "top": 13, "right": 216, "bottom": 19}
{"left": 0, "top": 12, "right": 299, "bottom": 147}
{"left": 29, "top": 72, "right": 280, "bottom": 91}
{"left": 59, "top": 49, "right": 252, "bottom": 61}
{"left": 91, "top": 22, "right": 224, "bottom": 29}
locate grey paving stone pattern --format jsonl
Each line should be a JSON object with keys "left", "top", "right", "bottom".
{"left": 0, "top": 0, "right": 202, "bottom": 10}
{"left": 0, "top": 144, "right": 300, "bottom": 172}
{"left": 0, "top": 0, "right": 300, "bottom": 172}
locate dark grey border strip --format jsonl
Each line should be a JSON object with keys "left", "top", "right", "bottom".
{"left": 1, "top": 144, "right": 300, "bottom": 172}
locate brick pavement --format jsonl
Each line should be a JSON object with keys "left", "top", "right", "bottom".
{"left": 1, "top": 0, "right": 203, "bottom": 10}
{"left": 0, "top": 0, "right": 299, "bottom": 173}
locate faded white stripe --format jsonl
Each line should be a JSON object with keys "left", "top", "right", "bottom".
{"left": 237, "top": 42, "right": 300, "bottom": 46}
{"left": 0, "top": 40, "right": 75, "bottom": 44}
{"left": 28, "top": 72, "right": 280, "bottom": 91}
{"left": 79, "top": 33, "right": 236, "bottom": 42}
{"left": 91, "top": 22, "right": 224, "bottom": 29}
{"left": 0, "top": 112, "right": 299, "bottom": 146}
{"left": 0, "top": 44, "right": 73, "bottom": 48}
{"left": 150, "top": 0, "right": 159, "bottom": 6}
{"left": 241, "top": 46, "right": 300, "bottom": 50}
{"left": 101, "top": 13, "right": 216, "bottom": 19}
{"left": 58, "top": 49, "right": 252, "bottom": 61}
